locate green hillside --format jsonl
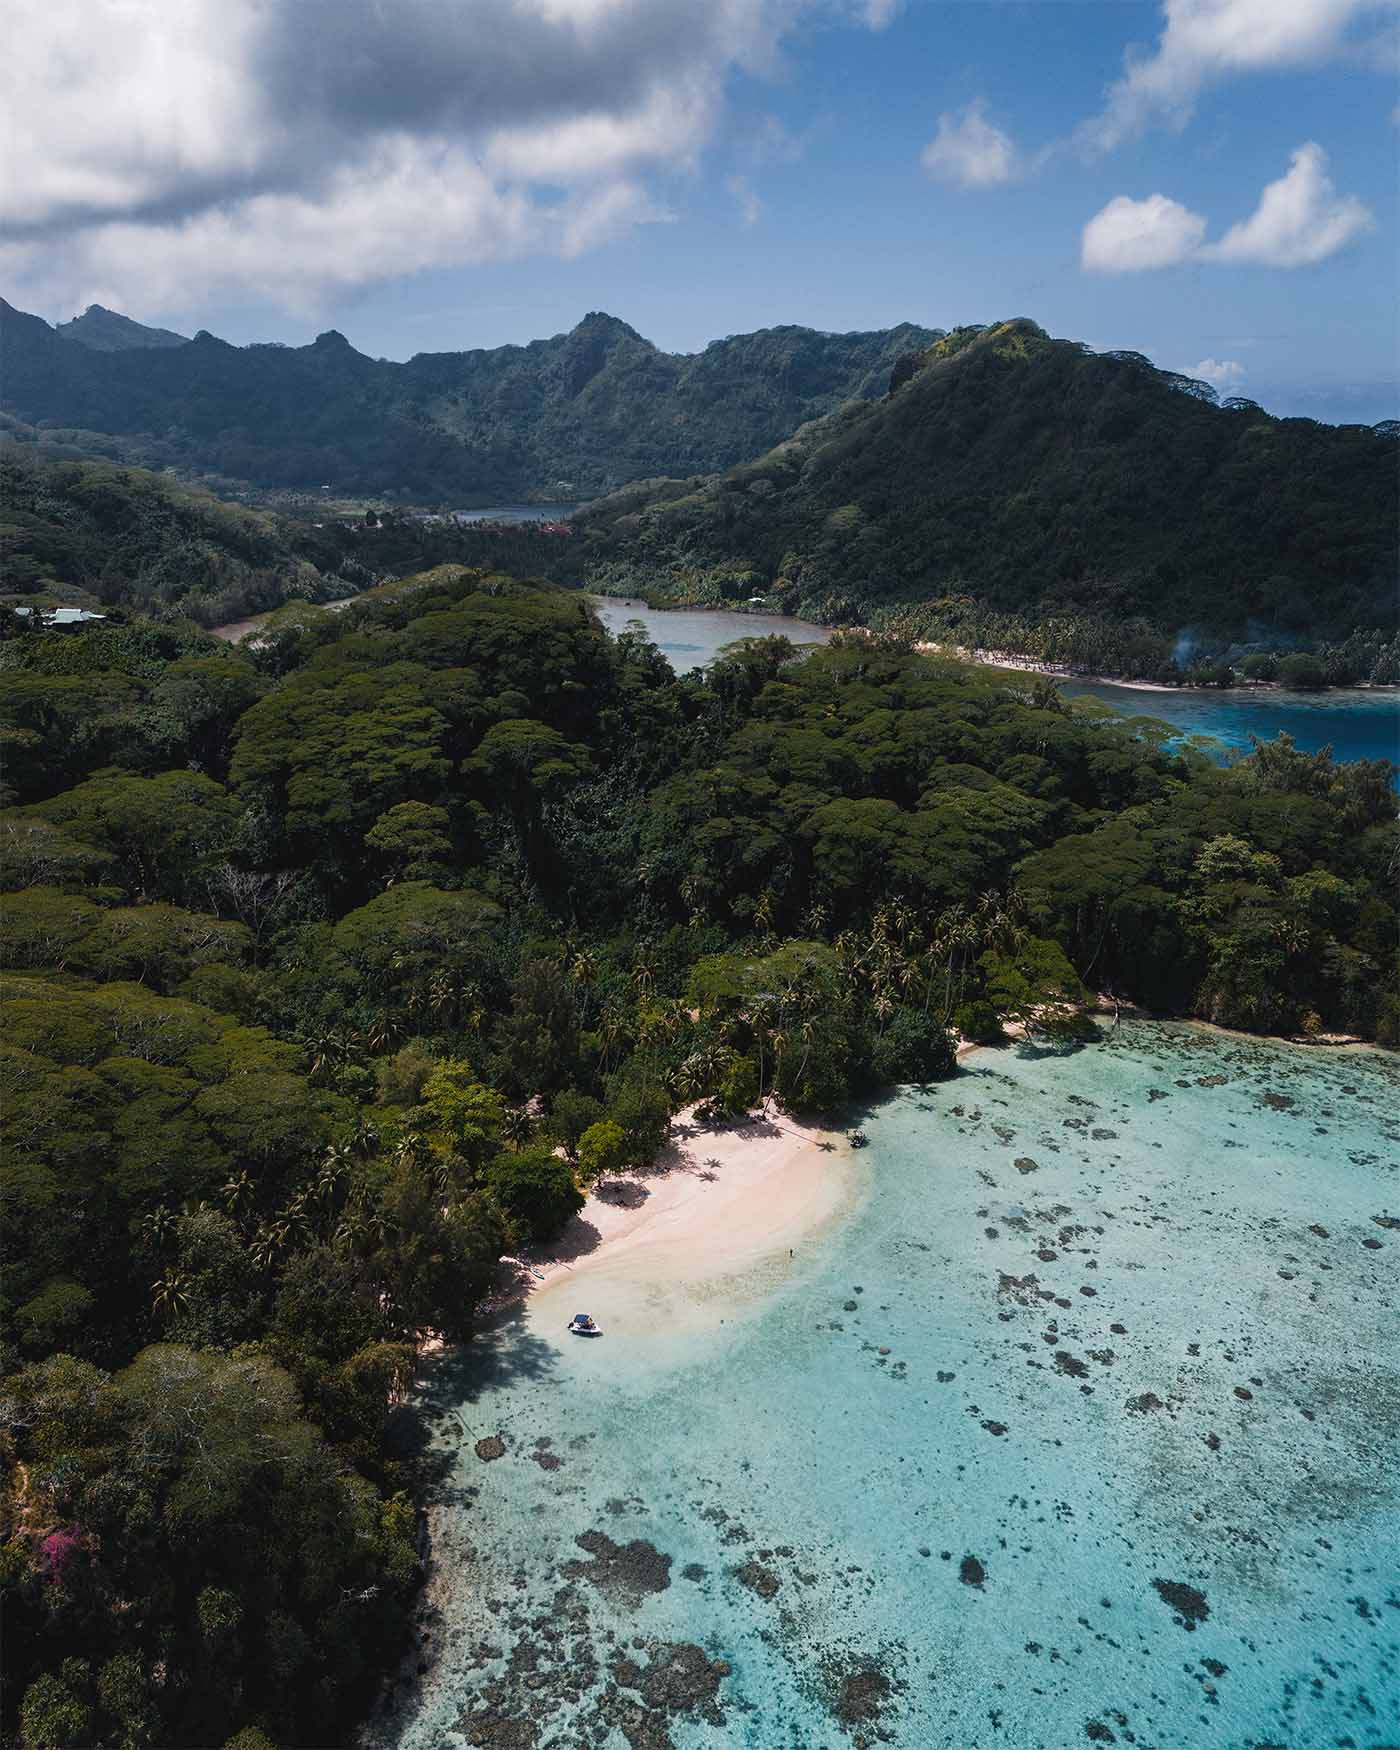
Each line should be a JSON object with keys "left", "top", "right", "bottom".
{"left": 0, "top": 453, "right": 351, "bottom": 625}
{"left": 0, "top": 301, "right": 937, "bottom": 501}
{"left": 0, "top": 452, "right": 586, "bottom": 626}
{"left": 574, "top": 320, "right": 1399, "bottom": 677}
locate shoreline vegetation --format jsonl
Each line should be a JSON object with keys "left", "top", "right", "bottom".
{"left": 446, "top": 1000, "right": 1375, "bottom": 1345}
{"left": 909, "top": 638, "right": 1400, "bottom": 697}
{"left": 5, "top": 439, "right": 1395, "bottom": 698}
{"left": 3, "top": 564, "right": 1395, "bottom": 1750}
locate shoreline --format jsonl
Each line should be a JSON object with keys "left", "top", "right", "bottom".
{"left": 584, "top": 593, "right": 1397, "bottom": 696}
{"left": 480, "top": 1010, "right": 1382, "bottom": 1331}
{"left": 486, "top": 1103, "right": 857, "bottom": 1339}
{"left": 912, "top": 639, "right": 1400, "bottom": 698}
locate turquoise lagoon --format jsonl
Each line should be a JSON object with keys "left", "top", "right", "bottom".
{"left": 585, "top": 598, "right": 1397, "bottom": 771}
{"left": 1058, "top": 680, "right": 1399, "bottom": 771}
{"left": 377, "top": 1024, "right": 1399, "bottom": 1749}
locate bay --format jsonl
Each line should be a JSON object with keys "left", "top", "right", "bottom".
{"left": 376, "top": 1022, "right": 1400, "bottom": 1750}
{"left": 587, "top": 595, "right": 831, "bottom": 674}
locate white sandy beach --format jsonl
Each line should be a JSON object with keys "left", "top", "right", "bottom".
{"left": 506, "top": 1107, "right": 859, "bottom": 1340}
{"left": 913, "top": 639, "right": 1200, "bottom": 694}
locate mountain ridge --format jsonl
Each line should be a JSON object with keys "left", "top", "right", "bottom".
{"left": 55, "top": 303, "right": 189, "bottom": 352}
{"left": 0, "top": 299, "right": 940, "bottom": 501}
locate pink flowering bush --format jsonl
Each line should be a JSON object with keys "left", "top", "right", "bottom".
{"left": 40, "top": 1528, "right": 82, "bottom": 1583}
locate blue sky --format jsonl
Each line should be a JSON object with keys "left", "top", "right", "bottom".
{"left": 5, "top": 1, "right": 1396, "bottom": 421}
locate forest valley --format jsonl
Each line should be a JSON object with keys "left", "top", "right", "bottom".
{"left": 1, "top": 568, "right": 1396, "bottom": 1748}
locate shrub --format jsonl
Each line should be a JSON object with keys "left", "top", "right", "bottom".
{"left": 869, "top": 1009, "right": 957, "bottom": 1084}
{"left": 1277, "top": 652, "right": 1326, "bottom": 690}
{"left": 953, "top": 1000, "right": 1005, "bottom": 1044}
{"left": 485, "top": 1147, "right": 584, "bottom": 1244}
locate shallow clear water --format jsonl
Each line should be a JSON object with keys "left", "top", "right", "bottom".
{"left": 377, "top": 1024, "right": 1400, "bottom": 1749}
{"left": 1060, "top": 679, "right": 1399, "bottom": 770}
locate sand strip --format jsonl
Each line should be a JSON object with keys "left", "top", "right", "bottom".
{"left": 500, "top": 1106, "right": 858, "bottom": 1340}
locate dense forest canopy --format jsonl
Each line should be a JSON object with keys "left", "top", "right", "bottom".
{"left": 573, "top": 320, "right": 1400, "bottom": 680}
{"left": 2, "top": 568, "right": 1395, "bottom": 1746}
{"left": 0, "top": 301, "right": 936, "bottom": 502}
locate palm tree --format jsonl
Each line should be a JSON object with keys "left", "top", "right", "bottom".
{"left": 596, "top": 1001, "right": 627, "bottom": 1075}
{"left": 568, "top": 949, "right": 598, "bottom": 1021}
{"left": 768, "top": 1027, "right": 789, "bottom": 1100}
{"left": 314, "top": 1147, "right": 351, "bottom": 1230}
{"left": 336, "top": 1198, "right": 385, "bottom": 1254}
{"left": 679, "top": 875, "right": 709, "bottom": 928}
{"left": 502, "top": 1106, "right": 533, "bottom": 1150}
{"left": 350, "top": 1116, "right": 381, "bottom": 1159}
{"left": 151, "top": 1270, "right": 189, "bottom": 1318}
{"left": 250, "top": 1227, "right": 278, "bottom": 1273}
{"left": 748, "top": 996, "right": 775, "bottom": 1102}
{"left": 792, "top": 1017, "right": 816, "bottom": 1096}
{"left": 677, "top": 1042, "right": 726, "bottom": 1102}
{"left": 220, "top": 1171, "right": 255, "bottom": 1224}
{"left": 304, "top": 1027, "right": 355, "bottom": 1083}
{"left": 630, "top": 950, "right": 656, "bottom": 1002}
{"left": 140, "top": 1204, "right": 178, "bottom": 1253}
{"left": 392, "top": 1129, "right": 426, "bottom": 1171}
{"left": 802, "top": 900, "right": 829, "bottom": 938}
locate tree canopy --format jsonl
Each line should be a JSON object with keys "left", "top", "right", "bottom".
{"left": 2, "top": 567, "right": 1394, "bottom": 1747}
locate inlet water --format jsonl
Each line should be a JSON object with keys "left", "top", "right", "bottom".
{"left": 584, "top": 599, "right": 1397, "bottom": 768}
{"left": 588, "top": 596, "right": 831, "bottom": 674}
{"left": 1060, "top": 678, "right": 1399, "bottom": 770}
{"left": 376, "top": 1023, "right": 1400, "bottom": 1749}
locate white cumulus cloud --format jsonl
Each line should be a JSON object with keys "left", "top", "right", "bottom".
{"left": 1082, "top": 142, "right": 1372, "bottom": 273}
{"left": 1189, "top": 357, "right": 1246, "bottom": 386}
{"left": 1203, "top": 141, "right": 1374, "bottom": 265}
{"left": 1081, "top": 192, "right": 1208, "bottom": 272}
{"left": 1079, "top": 0, "right": 1398, "bottom": 154}
{"left": 0, "top": 0, "right": 890, "bottom": 316}
{"left": 921, "top": 100, "right": 1019, "bottom": 188}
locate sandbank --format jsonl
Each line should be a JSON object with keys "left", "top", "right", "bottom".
{"left": 498, "top": 1107, "right": 858, "bottom": 1340}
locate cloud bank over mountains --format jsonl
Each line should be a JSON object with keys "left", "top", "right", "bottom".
{"left": 0, "top": 0, "right": 890, "bottom": 313}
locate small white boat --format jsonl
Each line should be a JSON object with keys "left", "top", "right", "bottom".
{"left": 567, "top": 1313, "right": 603, "bottom": 1337}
